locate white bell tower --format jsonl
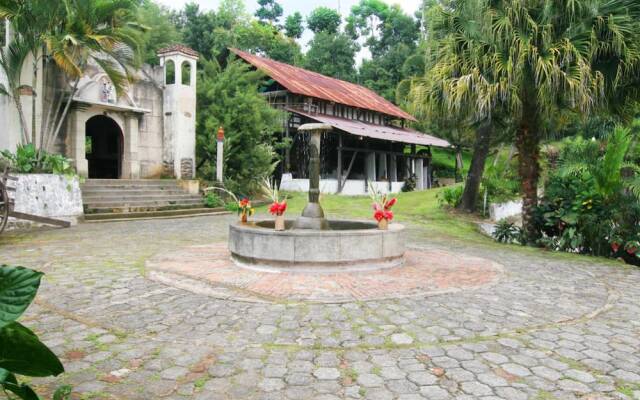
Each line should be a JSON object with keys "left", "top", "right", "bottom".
{"left": 157, "top": 45, "right": 198, "bottom": 179}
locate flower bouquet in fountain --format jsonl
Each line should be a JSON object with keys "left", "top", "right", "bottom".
{"left": 262, "top": 178, "right": 287, "bottom": 231}
{"left": 237, "top": 197, "right": 254, "bottom": 223}
{"left": 369, "top": 183, "right": 397, "bottom": 230}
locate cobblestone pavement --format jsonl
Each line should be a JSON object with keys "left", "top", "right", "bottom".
{"left": 1, "top": 214, "right": 640, "bottom": 399}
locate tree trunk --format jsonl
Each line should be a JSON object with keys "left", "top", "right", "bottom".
{"left": 516, "top": 101, "right": 541, "bottom": 244}
{"left": 458, "top": 122, "right": 492, "bottom": 212}
{"left": 454, "top": 146, "right": 464, "bottom": 182}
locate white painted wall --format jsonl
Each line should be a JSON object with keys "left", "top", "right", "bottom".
{"left": 489, "top": 199, "right": 522, "bottom": 222}
{"left": 280, "top": 174, "right": 404, "bottom": 196}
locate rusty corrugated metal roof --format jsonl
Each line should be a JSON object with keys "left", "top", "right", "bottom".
{"left": 289, "top": 108, "right": 451, "bottom": 148}
{"left": 231, "top": 48, "right": 416, "bottom": 122}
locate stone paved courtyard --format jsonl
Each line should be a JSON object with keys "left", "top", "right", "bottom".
{"left": 1, "top": 214, "right": 640, "bottom": 399}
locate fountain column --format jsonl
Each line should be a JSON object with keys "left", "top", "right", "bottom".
{"left": 294, "top": 123, "right": 331, "bottom": 230}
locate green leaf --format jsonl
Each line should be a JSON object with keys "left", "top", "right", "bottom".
{"left": 0, "top": 322, "right": 64, "bottom": 377}
{"left": 53, "top": 385, "right": 72, "bottom": 400}
{"left": 0, "top": 369, "right": 40, "bottom": 400}
{"left": 0, "top": 266, "right": 43, "bottom": 329}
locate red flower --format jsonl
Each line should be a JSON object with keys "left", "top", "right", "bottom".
{"left": 239, "top": 198, "right": 250, "bottom": 208}
{"left": 627, "top": 246, "right": 637, "bottom": 255}
{"left": 269, "top": 201, "right": 287, "bottom": 216}
{"left": 374, "top": 210, "right": 385, "bottom": 222}
{"left": 384, "top": 210, "right": 394, "bottom": 221}
{"left": 384, "top": 198, "right": 397, "bottom": 210}
{"left": 611, "top": 242, "right": 620, "bottom": 252}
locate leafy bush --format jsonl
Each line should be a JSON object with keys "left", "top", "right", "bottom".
{"left": 1, "top": 144, "right": 75, "bottom": 176}
{"left": 437, "top": 185, "right": 463, "bottom": 207}
{"left": 492, "top": 220, "right": 523, "bottom": 244}
{"left": 481, "top": 151, "right": 520, "bottom": 204}
{"left": 204, "top": 192, "right": 224, "bottom": 208}
{"left": 401, "top": 174, "right": 417, "bottom": 192}
{"left": 533, "top": 128, "right": 640, "bottom": 264}
{"left": 0, "top": 265, "right": 70, "bottom": 399}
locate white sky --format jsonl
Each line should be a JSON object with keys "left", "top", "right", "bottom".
{"left": 154, "top": 0, "right": 423, "bottom": 62}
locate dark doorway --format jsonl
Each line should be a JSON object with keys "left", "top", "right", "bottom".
{"left": 86, "top": 115, "right": 123, "bottom": 179}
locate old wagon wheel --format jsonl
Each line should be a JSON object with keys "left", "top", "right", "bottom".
{"left": 0, "top": 178, "right": 8, "bottom": 235}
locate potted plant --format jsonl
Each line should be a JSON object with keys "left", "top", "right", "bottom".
{"left": 369, "top": 183, "right": 397, "bottom": 230}
{"left": 262, "top": 178, "right": 287, "bottom": 231}
{"left": 238, "top": 198, "right": 254, "bottom": 223}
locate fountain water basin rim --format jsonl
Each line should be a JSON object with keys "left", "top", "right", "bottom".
{"left": 228, "top": 219, "right": 406, "bottom": 273}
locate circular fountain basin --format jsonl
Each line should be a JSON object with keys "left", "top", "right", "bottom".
{"left": 228, "top": 220, "right": 405, "bottom": 272}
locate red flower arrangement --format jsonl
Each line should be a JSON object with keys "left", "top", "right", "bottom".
{"left": 368, "top": 183, "right": 397, "bottom": 229}
{"left": 269, "top": 200, "right": 287, "bottom": 216}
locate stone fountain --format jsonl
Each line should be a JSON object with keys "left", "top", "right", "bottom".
{"left": 228, "top": 123, "right": 406, "bottom": 272}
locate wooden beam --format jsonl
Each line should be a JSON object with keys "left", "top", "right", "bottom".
{"left": 337, "top": 133, "right": 343, "bottom": 192}
{"left": 338, "top": 150, "right": 358, "bottom": 194}
{"left": 8, "top": 211, "right": 71, "bottom": 228}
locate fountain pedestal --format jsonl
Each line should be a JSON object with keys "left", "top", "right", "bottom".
{"left": 294, "top": 123, "right": 331, "bottom": 230}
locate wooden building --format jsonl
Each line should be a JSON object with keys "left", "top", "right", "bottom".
{"left": 231, "top": 49, "right": 451, "bottom": 195}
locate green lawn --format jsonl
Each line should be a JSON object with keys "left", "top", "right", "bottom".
{"left": 258, "top": 187, "right": 488, "bottom": 244}
{"left": 256, "top": 187, "right": 625, "bottom": 267}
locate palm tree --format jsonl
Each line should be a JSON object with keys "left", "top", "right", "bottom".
{"left": 410, "top": 0, "right": 640, "bottom": 242}
{"left": 0, "top": 0, "right": 144, "bottom": 152}
{"left": 408, "top": 0, "right": 499, "bottom": 213}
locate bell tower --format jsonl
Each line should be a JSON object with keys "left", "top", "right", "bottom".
{"left": 157, "top": 45, "right": 198, "bottom": 179}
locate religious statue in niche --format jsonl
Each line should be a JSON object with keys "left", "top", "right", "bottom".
{"left": 99, "top": 77, "right": 116, "bottom": 104}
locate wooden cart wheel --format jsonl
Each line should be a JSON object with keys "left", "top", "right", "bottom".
{"left": 0, "top": 180, "right": 8, "bottom": 235}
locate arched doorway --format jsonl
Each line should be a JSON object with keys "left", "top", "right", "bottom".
{"left": 85, "top": 115, "right": 123, "bottom": 179}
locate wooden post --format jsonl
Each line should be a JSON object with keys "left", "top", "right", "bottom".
{"left": 337, "top": 133, "right": 343, "bottom": 193}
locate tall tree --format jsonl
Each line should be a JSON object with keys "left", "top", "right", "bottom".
{"left": 346, "top": 0, "right": 419, "bottom": 101}
{"left": 411, "top": 0, "right": 640, "bottom": 241}
{"left": 303, "top": 32, "right": 358, "bottom": 82}
{"left": 137, "top": 0, "right": 182, "bottom": 65}
{"left": 306, "top": 7, "right": 341, "bottom": 35}
{"left": 196, "top": 58, "right": 282, "bottom": 193}
{"left": 284, "top": 11, "right": 303, "bottom": 39}
{"left": 255, "top": 0, "right": 283, "bottom": 26}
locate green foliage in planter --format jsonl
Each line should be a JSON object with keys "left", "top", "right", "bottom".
{"left": 204, "top": 192, "right": 224, "bottom": 208}
{"left": 0, "top": 265, "right": 70, "bottom": 399}
{"left": 0, "top": 144, "right": 75, "bottom": 176}
{"left": 492, "top": 220, "right": 523, "bottom": 244}
{"left": 437, "top": 184, "right": 463, "bottom": 208}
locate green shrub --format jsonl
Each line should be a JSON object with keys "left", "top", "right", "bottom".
{"left": 0, "top": 265, "right": 71, "bottom": 399}
{"left": 437, "top": 185, "right": 464, "bottom": 208}
{"left": 533, "top": 128, "right": 640, "bottom": 264}
{"left": 492, "top": 219, "right": 523, "bottom": 244}
{"left": 204, "top": 192, "right": 224, "bottom": 208}
{"left": 401, "top": 174, "right": 417, "bottom": 192}
{"left": 1, "top": 144, "right": 75, "bottom": 176}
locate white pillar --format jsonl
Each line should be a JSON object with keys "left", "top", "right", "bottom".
{"left": 67, "top": 112, "right": 88, "bottom": 178}
{"left": 122, "top": 114, "right": 140, "bottom": 179}
{"left": 216, "top": 139, "right": 224, "bottom": 182}
{"left": 389, "top": 155, "right": 397, "bottom": 182}
{"left": 415, "top": 158, "right": 424, "bottom": 190}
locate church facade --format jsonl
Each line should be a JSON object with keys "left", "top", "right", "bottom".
{"left": 0, "top": 21, "right": 198, "bottom": 180}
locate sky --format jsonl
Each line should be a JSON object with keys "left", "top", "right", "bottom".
{"left": 154, "top": 0, "right": 423, "bottom": 62}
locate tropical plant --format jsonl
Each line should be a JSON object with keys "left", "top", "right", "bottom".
{"left": 0, "top": 265, "right": 70, "bottom": 399}
{"left": 0, "top": 0, "right": 145, "bottom": 154}
{"left": 203, "top": 192, "right": 224, "bottom": 208}
{"left": 492, "top": 219, "right": 522, "bottom": 244}
{"left": 409, "top": 0, "right": 640, "bottom": 242}
{"left": 260, "top": 177, "right": 287, "bottom": 216}
{"left": 1, "top": 144, "right": 75, "bottom": 176}
{"left": 557, "top": 127, "right": 640, "bottom": 200}
{"left": 534, "top": 129, "right": 640, "bottom": 260}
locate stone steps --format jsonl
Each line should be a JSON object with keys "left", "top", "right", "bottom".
{"left": 81, "top": 179, "right": 206, "bottom": 217}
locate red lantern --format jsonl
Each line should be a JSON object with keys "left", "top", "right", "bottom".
{"left": 217, "top": 126, "right": 225, "bottom": 141}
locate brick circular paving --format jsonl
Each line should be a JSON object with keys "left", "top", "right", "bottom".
{"left": 2, "top": 214, "right": 640, "bottom": 399}
{"left": 145, "top": 243, "right": 504, "bottom": 302}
